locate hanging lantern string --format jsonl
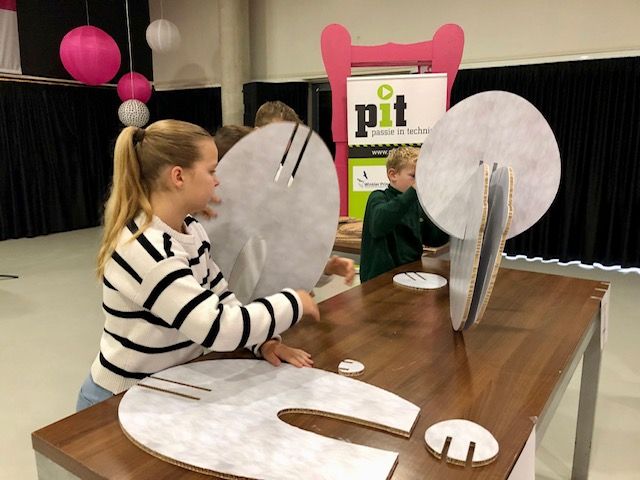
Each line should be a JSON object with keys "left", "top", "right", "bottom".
{"left": 160, "top": 0, "right": 164, "bottom": 20}
{"left": 125, "top": 0, "right": 135, "bottom": 99}
{"left": 85, "top": 0, "right": 90, "bottom": 25}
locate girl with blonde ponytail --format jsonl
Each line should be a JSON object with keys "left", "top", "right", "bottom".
{"left": 97, "top": 126, "right": 154, "bottom": 277}
{"left": 77, "top": 120, "right": 320, "bottom": 411}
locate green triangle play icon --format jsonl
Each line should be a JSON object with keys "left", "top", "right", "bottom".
{"left": 377, "top": 84, "right": 394, "bottom": 100}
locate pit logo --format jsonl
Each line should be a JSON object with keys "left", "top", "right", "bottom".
{"left": 354, "top": 84, "right": 407, "bottom": 138}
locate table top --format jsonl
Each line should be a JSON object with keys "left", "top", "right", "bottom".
{"left": 32, "top": 258, "right": 603, "bottom": 479}
{"left": 333, "top": 238, "right": 449, "bottom": 257}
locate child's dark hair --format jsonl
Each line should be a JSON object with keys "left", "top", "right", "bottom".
{"left": 214, "top": 125, "right": 253, "bottom": 160}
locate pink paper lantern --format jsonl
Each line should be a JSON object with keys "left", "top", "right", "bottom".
{"left": 117, "top": 72, "right": 152, "bottom": 103}
{"left": 59, "top": 26, "right": 121, "bottom": 86}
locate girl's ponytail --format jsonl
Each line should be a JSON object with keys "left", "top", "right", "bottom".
{"left": 97, "top": 127, "right": 153, "bottom": 277}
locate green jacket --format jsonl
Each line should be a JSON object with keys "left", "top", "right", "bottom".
{"left": 359, "top": 186, "right": 448, "bottom": 282}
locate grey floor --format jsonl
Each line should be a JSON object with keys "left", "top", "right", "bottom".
{"left": 0, "top": 227, "right": 638, "bottom": 479}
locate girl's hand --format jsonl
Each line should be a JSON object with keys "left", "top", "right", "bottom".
{"left": 323, "top": 256, "right": 356, "bottom": 285}
{"left": 295, "top": 290, "right": 320, "bottom": 321}
{"left": 260, "top": 339, "right": 313, "bottom": 368}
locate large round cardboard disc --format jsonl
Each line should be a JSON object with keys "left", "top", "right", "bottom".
{"left": 464, "top": 167, "right": 514, "bottom": 329}
{"left": 449, "top": 164, "right": 489, "bottom": 331}
{"left": 201, "top": 123, "right": 339, "bottom": 303}
{"left": 416, "top": 91, "right": 560, "bottom": 239}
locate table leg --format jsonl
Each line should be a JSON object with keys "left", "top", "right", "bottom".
{"left": 571, "top": 312, "right": 602, "bottom": 479}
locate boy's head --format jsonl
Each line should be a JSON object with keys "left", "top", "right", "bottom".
{"left": 254, "top": 101, "right": 301, "bottom": 127}
{"left": 214, "top": 125, "right": 253, "bottom": 161}
{"left": 386, "top": 146, "right": 419, "bottom": 192}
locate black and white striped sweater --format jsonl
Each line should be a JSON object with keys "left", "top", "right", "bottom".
{"left": 90, "top": 214, "right": 302, "bottom": 394}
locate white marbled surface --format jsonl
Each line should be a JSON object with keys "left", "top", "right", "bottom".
{"left": 337, "top": 359, "right": 365, "bottom": 376}
{"left": 201, "top": 122, "right": 339, "bottom": 303}
{"left": 416, "top": 90, "right": 560, "bottom": 240}
{"left": 392, "top": 272, "right": 447, "bottom": 290}
{"left": 464, "top": 166, "right": 514, "bottom": 329}
{"left": 448, "top": 164, "right": 489, "bottom": 330}
{"left": 424, "top": 418, "right": 499, "bottom": 466}
{"left": 119, "top": 359, "right": 420, "bottom": 480}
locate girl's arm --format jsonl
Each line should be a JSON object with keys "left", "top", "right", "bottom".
{"left": 132, "top": 256, "right": 303, "bottom": 351}
{"left": 204, "top": 253, "right": 279, "bottom": 357}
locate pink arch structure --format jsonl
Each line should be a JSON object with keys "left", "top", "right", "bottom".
{"left": 320, "top": 23, "right": 464, "bottom": 215}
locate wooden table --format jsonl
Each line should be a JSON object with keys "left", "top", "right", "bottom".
{"left": 333, "top": 238, "right": 450, "bottom": 257}
{"left": 333, "top": 238, "right": 361, "bottom": 255}
{"left": 33, "top": 258, "right": 605, "bottom": 479}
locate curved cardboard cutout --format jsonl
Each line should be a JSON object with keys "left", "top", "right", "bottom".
{"left": 119, "top": 360, "right": 420, "bottom": 480}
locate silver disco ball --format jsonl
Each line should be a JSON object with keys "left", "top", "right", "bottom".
{"left": 118, "top": 99, "right": 150, "bottom": 127}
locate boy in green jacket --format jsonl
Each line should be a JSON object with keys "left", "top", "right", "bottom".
{"left": 360, "top": 147, "right": 448, "bottom": 282}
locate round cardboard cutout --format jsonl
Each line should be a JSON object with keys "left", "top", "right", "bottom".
{"left": 119, "top": 360, "right": 420, "bottom": 480}
{"left": 393, "top": 272, "right": 447, "bottom": 290}
{"left": 201, "top": 123, "right": 339, "bottom": 303}
{"left": 416, "top": 90, "right": 560, "bottom": 240}
{"left": 425, "top": 418, "right": 499, "bottom": 467}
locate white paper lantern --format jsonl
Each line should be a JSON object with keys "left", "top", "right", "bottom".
{"left": 146, "top": 19, "right": 181, "bottom": 53}
{"left": 118, "top": 99, "right": 150, "bottom": 127}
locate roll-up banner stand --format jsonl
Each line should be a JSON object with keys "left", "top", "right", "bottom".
{"left": 347, "top": 73, "right": 447, "bottom": 218}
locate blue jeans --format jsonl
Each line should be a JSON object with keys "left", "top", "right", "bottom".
{"left": 76, "top": 373, "right": 113, "bottom": 411}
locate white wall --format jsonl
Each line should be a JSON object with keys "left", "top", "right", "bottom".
{"left": 148, "top": 0, "right": 640, "bottom": 87}
{"left": 149, "top": 0, "right": 221, "bottom": 90}
{"left": 249, "top": 0, "right": 640, "bottom": 80}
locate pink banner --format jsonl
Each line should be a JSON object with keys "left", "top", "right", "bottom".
{"left": 0, "top": 0, "right": 17, "bottom": 12}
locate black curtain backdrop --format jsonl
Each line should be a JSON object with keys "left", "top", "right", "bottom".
{"left": 311, "top": 83, "right": 335, "bottom": 157}
{"left": 0, "top": 81, "right": 222, "bottom": 240}
{"left": 243, "top": 82, "right": 308, "bottom": 127}
{"left": 451, "top": 57, "right": 640, "bottom": 267}
{"left": 0, "top": 81, "right": 119, "bottom": 240}
{"left": 149, "top": 88, "right": 222, "bottom": 134}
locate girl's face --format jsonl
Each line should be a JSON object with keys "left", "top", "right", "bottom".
{"left": 182, "top": 138, "right": 220, "bottom": 212}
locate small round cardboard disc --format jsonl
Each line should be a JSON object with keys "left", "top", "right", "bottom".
{"left": 393, "top": 272, "right": 447, "bottom": 290}
{"left": 424, "top": 419, "right": 499, "bottom": 467}
{"left": 338, "top": 359, "right": 365, "bottom": 377}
